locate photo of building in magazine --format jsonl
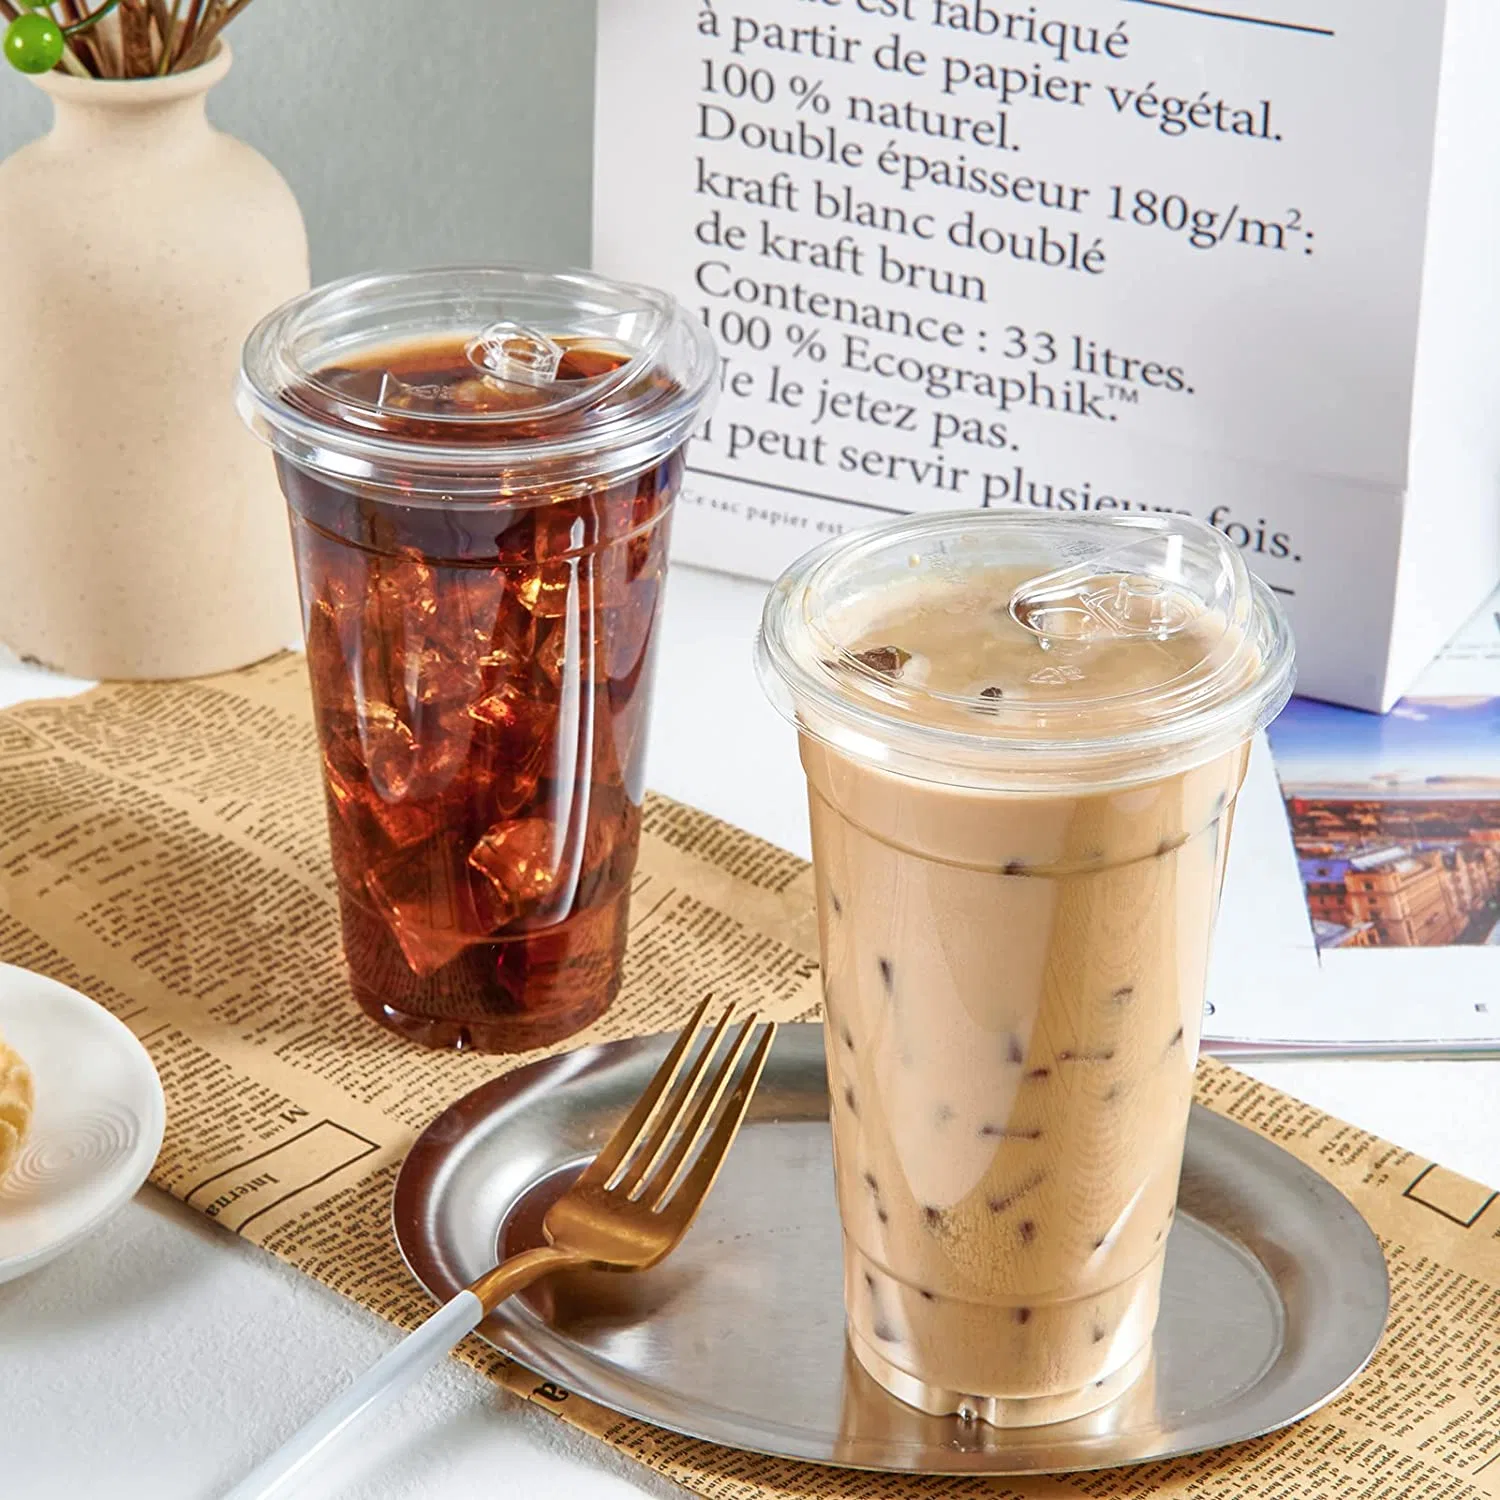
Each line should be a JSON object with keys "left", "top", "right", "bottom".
{"left": 1196, "top": 588, "right": 1500, "bottom": 1055}
{"left": 1268, "top": 695, "right": 1500, "bottom": 952}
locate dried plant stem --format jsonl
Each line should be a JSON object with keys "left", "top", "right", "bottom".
{"left": 71, "top": 29, "right": 106, "bottom": 74}
{"left": 144, "top": 0, "right": 171, "bottom": 64}
{"left": 118, "top": 0, "right": 153, "bottom": 75}
{"left": 178, "top": 0, "right": 249, "bottom": 69}
{"left": 5, "top": 0, "right": 257, "bottom": 77}
{"left": 50, "top": 0, "right": 100, "bottom": 73}
{"left": 154, "top": 0, "right": 181, "bottom": 74}
{"left": 175, "top": 0, "right": 223, "bottom": 69}
{"left": 71, "top": 0, "right": 126, "bottom": 33}
{"left": 88, "top": 7, "right": 121, "bottom": 76}
{"left": 169, "top": 0, "right": 203, "bottom": 67}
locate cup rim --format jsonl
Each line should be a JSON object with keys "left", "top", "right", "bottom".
{"left": 756, "top": 511, "right": 1296, "bottom": 793}
{"left": 236, "top": 264, "right": 717, "bottom": 500}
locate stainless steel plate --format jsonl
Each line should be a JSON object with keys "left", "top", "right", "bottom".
{"left": 394, "top": 1025, "right": 1388, "bottom": 1476}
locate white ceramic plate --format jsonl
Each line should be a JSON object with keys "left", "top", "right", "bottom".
{"left": 0, "top": 963, "right": 165, "bottom": 1284}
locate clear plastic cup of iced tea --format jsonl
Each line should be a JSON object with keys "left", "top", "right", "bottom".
{"left": 238, "top": 267, "right": 716, "bottom": 1051}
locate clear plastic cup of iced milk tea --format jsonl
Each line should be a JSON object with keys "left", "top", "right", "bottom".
{"left": 238, "top": 268, "right": 715, "bottom": 1052}
{"left": 758, "top": 512, "right": 1294, "bottom": 1425}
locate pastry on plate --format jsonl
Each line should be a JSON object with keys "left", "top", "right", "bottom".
{"left": 0, "top": 1028, "right": 33, "bottom": 1183}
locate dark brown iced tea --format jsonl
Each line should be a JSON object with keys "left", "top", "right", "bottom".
{"left": 280, "top": 337, "right": 676, "bottom": 1051}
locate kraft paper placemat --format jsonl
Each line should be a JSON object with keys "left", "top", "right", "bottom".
{"left": 0, "top": 655, "right": 1496, "bottom": 1497}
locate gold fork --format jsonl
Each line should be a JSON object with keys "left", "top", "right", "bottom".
{"left": 224, "top": 1000, "right": 776, "bottom": 1500}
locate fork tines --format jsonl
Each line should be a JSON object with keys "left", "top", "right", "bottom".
{"left": 578, "top": 999, "right": 776, "bottom": 1214}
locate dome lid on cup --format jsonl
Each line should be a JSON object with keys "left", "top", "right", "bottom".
{"left": 237, "top": 266, "right": 716, "bottom": 499}
{"left": 757, "top": 511, "right": 1296, "bottom": 791}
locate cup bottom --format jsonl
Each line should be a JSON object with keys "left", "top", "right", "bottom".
{"left": 351, "top": 979, "right": 616, "bottom": 1053}
{"left": 337, "top": 884, "right": 631, "bottom": 1052}
{"left": 848, "top": 1324, "right": 1152, "bottom": 1429}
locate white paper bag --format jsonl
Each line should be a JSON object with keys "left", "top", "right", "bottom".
{"left": 594, "top": 0, "right": 1500, "bottom": 709}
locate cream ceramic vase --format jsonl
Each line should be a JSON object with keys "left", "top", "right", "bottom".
{"left": 0, "top": 45, "right": 308, "bottom": 679}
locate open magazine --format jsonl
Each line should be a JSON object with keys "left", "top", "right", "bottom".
{"left": 1205, "top": 585, "right": 1500, "bottom": 1056}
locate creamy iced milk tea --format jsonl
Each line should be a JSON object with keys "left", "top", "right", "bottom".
{"left": 758, "top": 514, "right": 1294, "bottom": 1426}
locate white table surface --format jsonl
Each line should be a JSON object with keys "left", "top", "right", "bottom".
{"left": 2, "top": 561, "right": 1498, "bottom": 1499}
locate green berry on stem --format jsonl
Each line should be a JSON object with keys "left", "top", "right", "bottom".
{"left": 5, "top": 12, "right": 66, "bottom": 73}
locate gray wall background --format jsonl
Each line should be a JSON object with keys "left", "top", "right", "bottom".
{"left": 0, "top": 0, "right": 598, "bottom": 281}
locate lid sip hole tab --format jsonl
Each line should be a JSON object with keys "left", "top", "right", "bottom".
{"left": 1009, "top": 530, "right": 1218, "bottom": 645}
{"left": 1011, "top": 574, "right": 1199, "bottom": 645}
{"left": 466, "top": 320, "right": 565, "bottom": 388}
{"left": 237, "top": 266, "right": 718, "bottom": 498}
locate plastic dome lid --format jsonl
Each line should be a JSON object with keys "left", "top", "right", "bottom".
{"left": 237, "top": 265, "right": 717, "bottom": 499}
{"left": 757, "top": 511, "right": 1296, "bottom": 791}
